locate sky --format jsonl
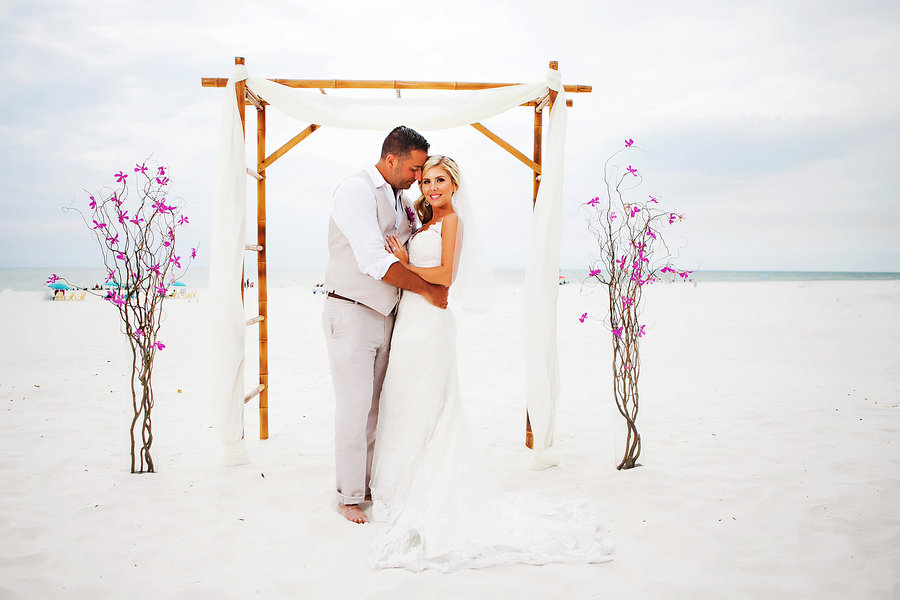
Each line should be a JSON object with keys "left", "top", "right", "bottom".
{"left": 1, "top": 0, "right": 898, "bottom": 273}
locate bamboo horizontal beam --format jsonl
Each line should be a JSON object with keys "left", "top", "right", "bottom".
{"left": 259, "top": 124, "right": 319, "bottom": 171}
{"left": 201, "top": 77, "right": 591, "bottom": 94}
{"left": 471, "top": 123, "right": 541, "bottom": 174}
{"left": 244, "top": 384, "right": 265, "bottom": 404}
{"left": 245, "top": 243, "right": 263, "bottom": 251}
{"left": 247, "top": 168, "right": 263, "bottom": 180}
{"left": 246, "top": 315, "right": 265, "bottom": 326}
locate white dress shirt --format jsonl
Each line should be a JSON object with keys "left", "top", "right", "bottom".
{"left": 331, "top": 164, "right": 406, "bottom": 281}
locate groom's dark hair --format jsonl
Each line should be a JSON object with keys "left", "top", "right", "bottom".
{"left": 381, "top": 126, "right": 429, "bottom": 160}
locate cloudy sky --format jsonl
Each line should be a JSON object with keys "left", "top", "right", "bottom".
{"left": 1, "top": 0, "right": 898, "bottom": 272}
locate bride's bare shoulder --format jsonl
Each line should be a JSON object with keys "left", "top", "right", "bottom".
{"left": 439, "top": 213, "right": 459, "bottom": 233}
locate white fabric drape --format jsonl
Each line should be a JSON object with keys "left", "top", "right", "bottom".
{"left": 210, "top": 72, "right": 250, "bottom": 464}
{"left": 211, "top": 65, "right": 568, "bottom": 464}
{"left": 525, "top": 77, "right": 567, "bottom": 469}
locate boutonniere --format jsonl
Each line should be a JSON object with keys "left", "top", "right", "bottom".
{"left": 405, "top": 204, "right": 416, "bottom": 228}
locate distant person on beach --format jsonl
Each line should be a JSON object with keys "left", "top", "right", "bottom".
{"left": 322, "top": 126, "right": 448, "bottom": 524}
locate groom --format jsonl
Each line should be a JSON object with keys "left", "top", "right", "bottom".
{"left": 323, "top": 126, "right": 448, "bottom": 524}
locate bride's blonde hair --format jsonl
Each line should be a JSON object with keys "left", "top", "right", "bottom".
{"left": 414, "top": 155, "right": 461, "bottom": 225}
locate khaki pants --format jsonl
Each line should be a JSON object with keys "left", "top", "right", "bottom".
{"left": 322, "top": 297, "right": 395, "bottom": 504}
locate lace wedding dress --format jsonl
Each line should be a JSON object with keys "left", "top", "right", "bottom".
{"left": 369, "top": 222, "right": 614, "bottom": 573}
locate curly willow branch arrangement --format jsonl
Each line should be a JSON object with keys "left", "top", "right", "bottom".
{"left": 579, "top": 140, "right": 691, "bottom": 470}
{"left": 51, "top": 160, "right": 197, "bottom": 473}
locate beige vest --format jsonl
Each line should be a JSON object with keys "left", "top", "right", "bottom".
{"left": 324, "top": 169, "right": 414, "bottom": 316}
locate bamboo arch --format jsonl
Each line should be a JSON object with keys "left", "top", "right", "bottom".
{"left": 202, "top": 57, "right": 591, "bottom": 447}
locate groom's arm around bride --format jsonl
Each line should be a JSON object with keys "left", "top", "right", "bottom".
{"left": 322, "top": 126, "right": 447, "bottom": 524}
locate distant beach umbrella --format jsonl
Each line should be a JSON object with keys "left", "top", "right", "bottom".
{"left": 48, "top": 283, "right": 70, "bottom": 290}
{"left": 172, "top": 281, "right": 186, "bottom": 287}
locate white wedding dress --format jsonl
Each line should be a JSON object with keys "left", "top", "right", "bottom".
{"left": 369, "top": 222, "right": 614, "bottom": 573}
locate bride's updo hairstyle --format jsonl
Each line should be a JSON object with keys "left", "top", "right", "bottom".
{"left": 414, "top": 155, "right": 461, "bottom": 225}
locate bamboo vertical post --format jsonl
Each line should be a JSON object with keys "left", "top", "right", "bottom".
{"left": 236, "top": 57, "right": 247, "bottom": 306}
{"left": 525, "top": 85, "right": 543, "bottom": 450}
{"left": 548, "top": 61, "right": 559, "bottom": 110}
{"left": 533, "top": 101, "right": 542, "bottom": 204}
{"left": 257, "top": 103, "right": 270, "bottom": 440}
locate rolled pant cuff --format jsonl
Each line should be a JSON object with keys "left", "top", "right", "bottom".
{"left": 337, "top": 491, "right": 366, "bottom": 505}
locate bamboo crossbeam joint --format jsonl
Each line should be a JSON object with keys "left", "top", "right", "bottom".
{"left": 245, "top": 89, "right": 264, "bottom": 111}
{"left": 244, "top": 384, "right": 265, "bottom": 404}
{"left": 260, "top": 124, "right": 320, "bottom": 171}
{"left": 246, "top": 315, "right": 265, "bottom": 326}
{"left": 247, "top": 168, "right": 263, "bottom": 181}
{"left": 245, "top": 244, "right": 263, "bottom": 251}
{"left": 471, "top": 123, "right": 541, "bottom": 174}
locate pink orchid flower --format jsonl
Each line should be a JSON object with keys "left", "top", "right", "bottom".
{"left": 585, "top": 197, "right": 600, "bottom": 207}
{"left": 579, "top": 313, "right": 588, "bottom": 323}
{"left": 625, "top": 139, "right": 634, "bottom": 147}
{"left": 157, "top": 166, "right": 166, "bottom": 176}
{"left": 152, "top": 341, "right": 165, "bottom": 351}
{"left": 47, "top": 274, "right": 61, "bottom": 284}
{"left": 612, "top": 327, "right": 623, "bottom": 338}
{"left": 588, "top": 268, "right": 602, "bottom": 278}
{"left": 638, "top": 325, "right": 647, "bottom": 338}
{"left": 134, "top": 163, "right": 147, "bottom": 174}
{"left": 190, "top": 248, "right": 197, "bottom": 259}
{"left": 649, "top": 195, "right": 658, "bottom": 203}
{"left": 626, "top": 166, "right": 638, "bottom": 177}
{"left": 89, "top": 196, "right": 96, "bottom": 210}
{"left": 178, "top": 215, "right": 189, "bottom": 226}
{"left": 133, "top": 328, "right": 144, "bottom": 339}
{"left": 92, "top": 220, "right": 106, "bottom": 230}
{"left": 115, "top": 171, "right": 127, "bottom": 183}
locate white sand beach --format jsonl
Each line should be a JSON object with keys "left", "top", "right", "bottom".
{"left": 1, "top": 277, "right": 898, "bottom": 599}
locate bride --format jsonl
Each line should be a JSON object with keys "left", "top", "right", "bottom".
{"left": 370, "top": 155, "right": 614, "bottom": 573}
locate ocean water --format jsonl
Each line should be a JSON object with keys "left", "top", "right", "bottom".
{"left": 564, "top": 269, "right": 900, "bottom": 284}
{"left": 2, "top": 267, "right": 898, "bottom": 293}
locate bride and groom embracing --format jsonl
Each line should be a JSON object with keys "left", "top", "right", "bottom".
{"left": 322, "top": 126, "right": 613, "bottom": 572}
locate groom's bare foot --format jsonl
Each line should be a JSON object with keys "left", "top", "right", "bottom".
{"left": 338, "top": 503, "right": 368, "bottom": 524}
